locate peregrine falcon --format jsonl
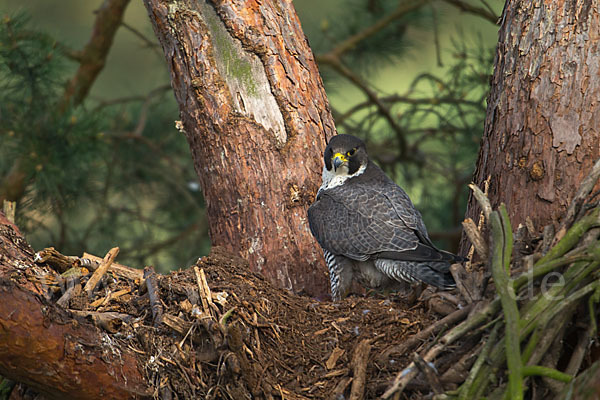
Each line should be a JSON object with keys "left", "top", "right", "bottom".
{"left": 308, "top": 134, "right": 464, "bottom": 300}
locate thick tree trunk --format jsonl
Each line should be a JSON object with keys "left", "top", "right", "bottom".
{"left": 0, "top": 214, "right": 150, "bottom": 399}
{"left": 143, "top": 0, "right": 335, "bottom": 296}
{"left": 463, "top": 0, "right": 600, "bottom": 249}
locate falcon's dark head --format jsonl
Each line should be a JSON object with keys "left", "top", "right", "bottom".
{"left": 324, "top": 134, "right": 369, "bottom": 176}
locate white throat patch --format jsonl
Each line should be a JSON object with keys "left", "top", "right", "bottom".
{"left": 318, "top": 163, "right": 366, "bottom": 195}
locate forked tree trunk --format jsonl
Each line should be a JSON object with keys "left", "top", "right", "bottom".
{"left": 463, "top": 0, "right": 600, "bottom": 249}
{"left": 143, "top": 0, "right": 335, "bottom": 296}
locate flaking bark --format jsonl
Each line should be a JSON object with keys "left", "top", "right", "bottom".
{"left": 143, "top": 0, "right": 336, "bottom": 296}
{"left": 463, "top": 0, "right": 600, "bottom": 253}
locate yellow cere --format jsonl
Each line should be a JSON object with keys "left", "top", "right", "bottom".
{"left": 333, "top": 152, "right": 348, "bottom": 162}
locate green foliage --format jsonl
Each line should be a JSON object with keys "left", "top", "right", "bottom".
{"left": 0, "top": 13, "right": 207, "bottom": 271}
{"left": 0, "top": 377, "right": 15, "bottom": 399}
{"left": 313, "top": 0, "right": 419, "bottom": 74}
{"left": 0, "top": 14, "right": 103, "bottom": 209}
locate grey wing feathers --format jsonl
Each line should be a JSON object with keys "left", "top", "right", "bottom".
{"left": 375, "top": 259, "right": 455, "bottom": 289}
{"left": 308, "top": 182, "right": 447, "bottom": 262}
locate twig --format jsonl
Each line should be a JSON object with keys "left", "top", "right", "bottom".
{"left": 565, "top": 321, "right": 595, "bottom": 376}
{"left": 90, "top": 287, "right": 130, "bottom": 308}
{"left": 466, "top": 177, "right": 491, "bottom": 270}
{"left": 81, "top": 252, "right": 143, "bottom": 281}
{"left": 326, "top": 347, "right": 346, "bottom": 370}
{"left": 412, "top": 353, "right": 443, "bottom": 394}
{"left": 322, "top": 0, "right": 425, "bottom": 60}
{"left": 69, "top": 310, "right": 131, "bottom": 333}
{"left": 535, "top": 208, "right": 600, "bottom": 266}
{"left": 489, "top": 206, "right": 522, "bottom": 400}
{"left": 161, "top": 314, "right": 192, "bottom": 336}
{"left": 349, "top": 339, "right": 372, "bottom": 400}
{"left": 468, "top": 183, "right": 492, "bottom": 222}
{"left": 34, "top": 247, "right": 78, "bottom": 273}
{"left": 381, "top": 300, "right": 500, "bottom": 398}
{"left": 553, "top": 158, "right": 600, "bottom": 246}
{"left": 83, "top": 247, "right": 119, "bottom": 297}
{"left": 330, "top": 377, "right": 352, "bottom": 399}
{"left": 512, "top": 254, "right": 594, "bottom": 292}
{"left": 92, "top": 84, "right": 171, "bottom": 111}
{"left": 462, "top": 218, "right": 488, "bottom": 260}
{"left": 336, "top": 93, "right": 481, "bottom": 126}
{"left": 522, "top": 302, "right": 575, "bottom": 370}
{"left": 377, "top": 304, "right": 472, "bottom": 362}
{"left": 458, "top": 322, "right": 500, "bottom": 399}
{"left": 440, "top": 0, "right": 499, "bottom": 24}
{"left": 522, "top": 366, "right": 572, "bottom": 383}
{"left": 144, "top": 266, "right": 163, "bottom": 327}
{"left": 450, "top": 263, "right": 476, "bottom": 303}
{"left": 120, "top": 21, "right": 161, "bottom": 51}
{"left": 317, "top": 56, "right": 408, "bottom": 156}
{"left": 56, "top": 276, "right": 80, "bottom": 308}
{"left": 430, "top": 4, "right": 443, "bottom": 67}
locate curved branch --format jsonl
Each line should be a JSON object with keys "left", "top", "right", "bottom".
{"left": 60, "top": 0, "right": 131, "bottom": 110}
{"left": 320, "top": 0, "right": 427, "bottom": 60}
{"left": 441, "top": 0, "right": 499, "bottom": 24}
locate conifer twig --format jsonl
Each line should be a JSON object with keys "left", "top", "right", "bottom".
{"left": 490, "top": 207, "right": 522, "bottom": 400}
{"left": 321, "top": 0, "right": 425, "bottom": 60}
{"left": 458, "top": 322, "right": 500, "bottom": 399}
{"left": 521, "top": 366, "right": 572, "bottom": 383}
{"left": 535, "top": 209, "right": 600, "bottom": 266}
{"left": 553, "top": 158, "right": 600, "bottom": 246}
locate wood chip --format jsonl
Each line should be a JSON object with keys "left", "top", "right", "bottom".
{"left": 84, "top": 247, "right": 119, "bottom": 297}
{"left": 325, "top": 347, "right": 345, "bottom": 370}
{"left": 331, "top": 321, "right": 343, "bottom": 334}
{"left": 323, "top": 368, "right": 348, "bottom": 378}
{"left": 194, "top": 266, "right": 213, "bottom": 316}
{"left": 82, "top": 252, "right": 143, "bottom": 281}
{"left": 314, "top": 327, "right": 329, "bottom": 335}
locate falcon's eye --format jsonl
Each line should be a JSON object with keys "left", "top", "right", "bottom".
{"left": 347, "top": 148, "right": 356, "bottom": 157}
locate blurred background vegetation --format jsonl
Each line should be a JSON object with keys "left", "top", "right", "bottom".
{"left": 0, "top": 0, "right": 502, "bottom": 272}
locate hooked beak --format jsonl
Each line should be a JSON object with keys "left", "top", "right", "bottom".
{"left": 332, "top": 153, "right": 347, "bottom": 171}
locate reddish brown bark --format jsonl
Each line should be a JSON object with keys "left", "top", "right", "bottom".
{"left": 143, "top": 0, "right": 335, "bottom": 296}
{"left": 0, "top": 214, "right": 150, "bottom": 400}
{"left": 463, "top": 0, "right": 600, "bottom": 249}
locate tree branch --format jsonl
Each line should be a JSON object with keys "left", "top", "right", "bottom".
{"left": 441, "top": 0, "right": 499, "bottom": 24}
{"left": 321, "top": 0, "right": 426, "bottom": 60}
{"left": 317, "top": 55, "right": 408, "bottom": 155}
{"left": 60, "top": 0, "right": 131, "bottom": 110}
